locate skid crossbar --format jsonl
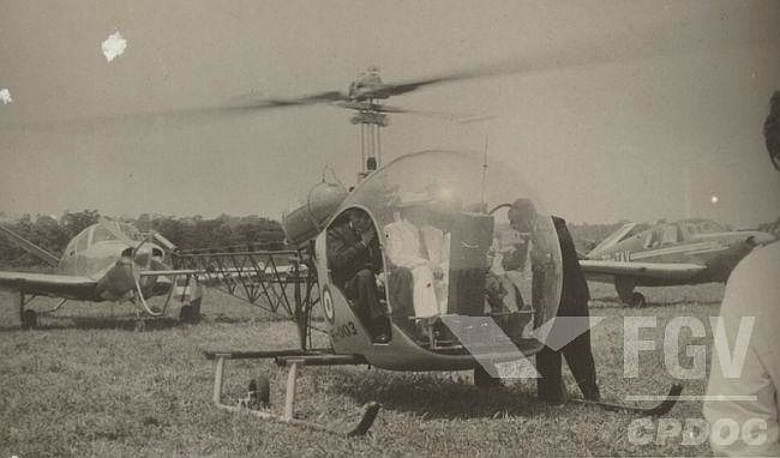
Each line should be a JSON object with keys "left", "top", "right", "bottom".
{"left": 207, "top": 349, "right": 377, "bottom": 437}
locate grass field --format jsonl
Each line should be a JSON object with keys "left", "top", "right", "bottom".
{"left": 0, "top": 282, "right": 725, "bottom": 457}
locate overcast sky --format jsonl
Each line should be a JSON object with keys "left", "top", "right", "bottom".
{"left": 1, "top": 0, "right": 778, "bottom": 227}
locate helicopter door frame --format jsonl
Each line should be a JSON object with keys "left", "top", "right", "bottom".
{"left": 321, "top": 205, "right": 390, "bottom": 345}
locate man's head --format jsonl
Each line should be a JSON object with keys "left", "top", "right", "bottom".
{"left": 764, "top": 90, "right": 780, "bottom": 171}
{"left": 394, "top": 192, "right": 436, "bottom": 225}
{"left": 402, "top": 205, "right": 432, "bottom": 226}
{"left": 507, "top": 198, "right": 537, "bottom": 233}
{"left": 347, "top": 209, "right": 371, "bottom": 232}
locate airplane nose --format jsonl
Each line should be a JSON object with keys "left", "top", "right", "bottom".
{"left": 134, "top": 246, "right": 153, "bottom": 266}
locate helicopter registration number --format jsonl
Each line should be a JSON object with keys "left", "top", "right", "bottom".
{"left": 330, "top": 321, "right": 358, "bottom": 342}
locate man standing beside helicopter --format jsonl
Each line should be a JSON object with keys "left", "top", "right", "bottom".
{"left": 327, "top": 208, "right": 390, "bottom": 344}
{"left": 507, "top": 199, "right": 601, "bottom": 403}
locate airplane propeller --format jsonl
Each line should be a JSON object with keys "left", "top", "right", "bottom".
{"left": 98, "top": 218, "right": 172, "bottom": 316}
{"left": 130, "top": 231, "right": 177, "bottom": 317}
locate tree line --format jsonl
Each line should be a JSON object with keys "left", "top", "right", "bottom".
{"left": 0, "top": 210, "right": 285, "bottom": 268}
{"left": 1, "top": 210, "right": 776, "bottom": 269}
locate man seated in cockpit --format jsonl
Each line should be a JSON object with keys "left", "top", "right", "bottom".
{"left": 383, "top": 195, "right": 450, "bottom": 318}
{"left": 327, "top": 209, "right": 390, "bottom": 344}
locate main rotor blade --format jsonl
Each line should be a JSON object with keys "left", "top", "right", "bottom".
{"left": 223, "top": 90, "right": 348, "bottom": 112}
{"left": 365, "top": 67, "right": 513, "bottom": 99}
{"left": 224, "top": 67, "right": 516, "bottom": 113}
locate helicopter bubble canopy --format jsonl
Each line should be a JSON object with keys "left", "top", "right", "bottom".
{"left": 336, "top": 150, "right": 563, "bottom": 348}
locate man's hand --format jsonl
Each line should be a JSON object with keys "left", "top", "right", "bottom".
{"left": 360, "top": 229, "right": 375, "bottom": 246}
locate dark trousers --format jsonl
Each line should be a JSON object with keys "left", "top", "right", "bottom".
{"left": 536, "top": 329, "right": 600, "bottom": 402}
{"left": 387, "top": 268, "right": 413, "bottom": 318}
{"left": 345, "top": 269, "right": 387, "bottom": 331}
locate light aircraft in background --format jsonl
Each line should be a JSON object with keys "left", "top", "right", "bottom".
{"left": 0, "top": 219, "right": 201, "bottom": 329}
{"left": 579, "top": 218, "right": 775, "bottom": 307}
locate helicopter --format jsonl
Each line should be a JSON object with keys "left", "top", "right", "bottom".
{"left": 183, "top": 69, "right": 683, "bottom": 436}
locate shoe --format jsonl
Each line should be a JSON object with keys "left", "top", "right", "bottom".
{"left": 583, "top": 390, "right": 601, "bottom": 402}
{"left": 538, "top": 386, "right": 569, "bottom": 405}
{"left": 373, "top": 333, "right": 390, "bottom": 344}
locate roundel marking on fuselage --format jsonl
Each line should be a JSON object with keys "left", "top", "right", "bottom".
{"left": 322, "top": 285, "right": 335, "bottom": 323}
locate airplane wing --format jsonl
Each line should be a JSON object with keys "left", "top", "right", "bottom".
{"left": 0, "top": 223, "right": 60, "bottom": 267}
{"left": 579, "top": 260, "right": 706, "bottom": 281}
{"left": 0, "top": 271, "right": 98, "bottom": 299}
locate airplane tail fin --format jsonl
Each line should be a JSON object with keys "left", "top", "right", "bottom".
{"left": 586, "top": 222, "right": 637, "bottom": 259}
{"left": 153, "top": 232, "right": 177, "bottom": 252}
{"left": 0, "top": 223, "right": 60, "bottom": 267}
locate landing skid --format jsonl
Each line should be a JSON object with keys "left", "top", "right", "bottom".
{"left": 219, "top": 396, "right": 380, "bottom": 437}
{"left": 568, "top": 383, "right": 683, "bottom": 416}
{"left": 207, "top": 349, "right": 378, "bottom": 437}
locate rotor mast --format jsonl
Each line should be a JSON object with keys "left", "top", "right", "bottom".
{"left": 349, "top": 67, "right": 389, "bottom": 182}
{"left": 351, "top": 101, "right": 387, "bottom": 181}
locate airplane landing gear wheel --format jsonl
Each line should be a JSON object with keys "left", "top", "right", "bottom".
{"left": 189, "top": 298, "right": 201, "bottom": 324}
{"left": 21, "top": 310, "right": 37, "bottom": 330}
{"left": 179, "top": 304, "right": 192, "bottom": 322}
{"left": 245, "top": 375, "right": 271, "bottom": 410}
{"left": 629, "top": 292, "right": 646, "bottom": 308}
{"left": 179, "top": 298, "right": 202, "bottom": 324}
{"left": 474, "top": 365, "right": 501, "bottom": 389}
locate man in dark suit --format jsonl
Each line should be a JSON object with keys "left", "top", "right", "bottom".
{"left": 327, "top": 209, "right": 390, "bottom": 343}
{"left": 508, "top": 199, "right": 600, "bottom": 403}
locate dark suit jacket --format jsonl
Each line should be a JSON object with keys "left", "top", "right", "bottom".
{"left": 326, "top": 219, "right": 381, "bottom": 288}
{"left": 553, "top": 216, "right": 590, "bottom": 315}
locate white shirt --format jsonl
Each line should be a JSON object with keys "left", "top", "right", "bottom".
{"left": 384, "top": 219, "right": 449, "bottom": 270}
{"left": 384, "top": 218, "right": 450, "bottom": 317}
{"left": 704, "top": 242, "right": 780, "bottom": 457}
{"left": 384, "top": 219, "right": 428, "bottom": 269}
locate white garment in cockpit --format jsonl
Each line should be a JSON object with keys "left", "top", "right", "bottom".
{"left": 384, "top": 218, "right": 449, "bottom": 317}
